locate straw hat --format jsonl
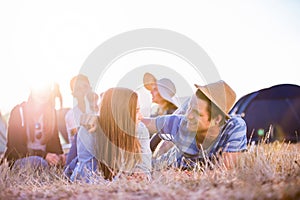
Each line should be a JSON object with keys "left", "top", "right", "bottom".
{"left": 143, "top": 72, "right": 180, "bottom": 107}
{"left": 194, "top": 80, "right": 236, "bottom": 118}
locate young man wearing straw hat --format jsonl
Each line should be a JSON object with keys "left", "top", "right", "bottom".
{"left": 142, "top": 80, "right": 247, "bottom": 169}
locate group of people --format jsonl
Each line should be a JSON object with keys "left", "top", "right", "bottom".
{"left": 0, "top": 72, "right": 247, "bottom": 182}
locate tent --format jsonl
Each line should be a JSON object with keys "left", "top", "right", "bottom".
{"left": 230, "top": 84, "right": 300, "bottom": 143}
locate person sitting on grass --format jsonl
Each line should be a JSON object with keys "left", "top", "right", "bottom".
{"left": 64, "top": 74, "right": 100, "bottom": 178}
{"left": 143, "top": 72, "right": 180, "bottom": 117}
{"left": 142, "top": 80, "right": 247, "bottom": 169}
{"left": 68, "top": 87, "right": 151, "bottom": 182}
{"left": 2, "top": 83, "right": 65, "bottom": 169}
{"left": 143, "top": 72, "right": 185, "bottom": 156}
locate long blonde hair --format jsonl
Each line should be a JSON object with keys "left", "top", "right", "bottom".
{"left": 95, "top": 87, "right": 141, "bottom": 180}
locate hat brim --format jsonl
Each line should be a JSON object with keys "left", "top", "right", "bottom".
{"left": 143, "top": 72, "right": 157, "bottom": 91}
{"left": 194, "top": 84, "right": 231, "bottom": 119}
{"left": 157, "top": 85, "right": 180, "bottom": 107}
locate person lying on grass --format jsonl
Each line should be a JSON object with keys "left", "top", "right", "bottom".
{"left": 67, "top": 87, "right": 151, "bottom": 182}
{"left": 82, "top": 81, "right": 247, "bottom": 170}
{"left": 143, "top": 80, "right": 248, "bottom": 169}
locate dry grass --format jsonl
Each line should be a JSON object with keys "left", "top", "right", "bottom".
{"left": 1, "top": 142, "right": 299, "bottom": 200}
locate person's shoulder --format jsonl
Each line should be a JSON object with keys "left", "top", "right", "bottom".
{"left": 65, "top": 106, "right": 81, "bottom": 118}
{"left": 222, "top": 115, "right": 247, "bottom": 140}
{"left": 65, "top": 109, "right": 74, "bottom": 120}
{"left": 227, "top": 115, "right": 246, "bottom": 127}
{"left": 137, "top": 121, "right": 147, "bottom": 129}
{"left": 9, "top": 102, "right": 26, "bottom": 116}
{"left": 6, "top": 102, "right": 27, "bottom": 125}
{"left": 65, "top": 108, "right": 74, "bottom": 115}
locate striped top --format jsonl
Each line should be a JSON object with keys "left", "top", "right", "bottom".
{"left": 156, "top": 115, "right": 247, "bottom": 166}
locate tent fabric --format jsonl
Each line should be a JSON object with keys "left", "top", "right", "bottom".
{"left": 230, "top": 84, "right": 300, "bottom": 143}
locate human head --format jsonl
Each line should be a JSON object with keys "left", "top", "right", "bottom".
{"left": 100, "top": 87, "right": 138, "bottom": 131}
{"left": 143, "top": 72, "right": 179, "bottom": 107}
{"left": 28, "top": 82, "right": 58, "bottom": 144}
{"left": 96, "top": 87, "right": 141, "bottom": 180}
{"left": 186, "top": 80, "right": 236, "bottom": 135}
{"left": 70, "top": 74, "right": 91, "bottom": 99}
{"left": 29, "top": 83, "right": 53, "bottom": 106}
{"left": 194, "top": 80, "right": 236, "bottom": 119}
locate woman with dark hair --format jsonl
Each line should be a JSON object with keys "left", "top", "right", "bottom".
{"left": 69, "top": 87, "right": 151, "bottom": 182}
{"left": 3, "top": 83, "right": 65, "bottom": 168}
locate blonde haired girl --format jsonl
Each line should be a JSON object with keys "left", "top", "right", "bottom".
{"left": 70, "top": 87, "right": 151, "bottom": 182}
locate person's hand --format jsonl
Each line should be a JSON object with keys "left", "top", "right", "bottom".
{"left": 59, "top": 154, "right": 66, "bottom": 166}
{"left": 45, "top": 153, "right": 61, "bottom": 166}
{"left": 70, "top": 128, "right": 78, "bottom": 136}
{"left": 80, "top": 113, "right": 98, "bottom": 133}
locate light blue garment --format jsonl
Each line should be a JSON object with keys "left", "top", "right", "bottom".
{"left": 155, "top": 115, "right": 247, "bottom": 168}
{"left": 13, "top": 156, "right": 49, "bottom": 169}
{"left": 69, "top": 122, "right": 152, "bottom": 182}
{"left": 69, "top": 126, "right": 97, "bottom": 183}
{"left": 134, "top": 122, "right": 152, "bottom": 176}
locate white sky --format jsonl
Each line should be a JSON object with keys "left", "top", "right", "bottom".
{"left": 0, "top": 0, "right": 299, "bottom": 114}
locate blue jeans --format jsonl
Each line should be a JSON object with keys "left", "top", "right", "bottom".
{"left": 64, "top": 133, "right": 78, "bottom": 178}
{"left": 13, "top": 156, "right": 49, "bottom": 169}
{"left": 65, "top": 133, "right": 78, "bottom": 166}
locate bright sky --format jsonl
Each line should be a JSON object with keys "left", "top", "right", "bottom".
{"left": 0, "top": 0, "right": 299, "bottom": 114}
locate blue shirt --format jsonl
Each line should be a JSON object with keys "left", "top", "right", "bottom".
{"left": 155, "top": 115, "right": 247, "bottom": 167}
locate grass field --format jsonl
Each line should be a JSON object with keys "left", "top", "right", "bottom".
{"left": 0, "top": 142, "right": 299, "bottom": 200}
